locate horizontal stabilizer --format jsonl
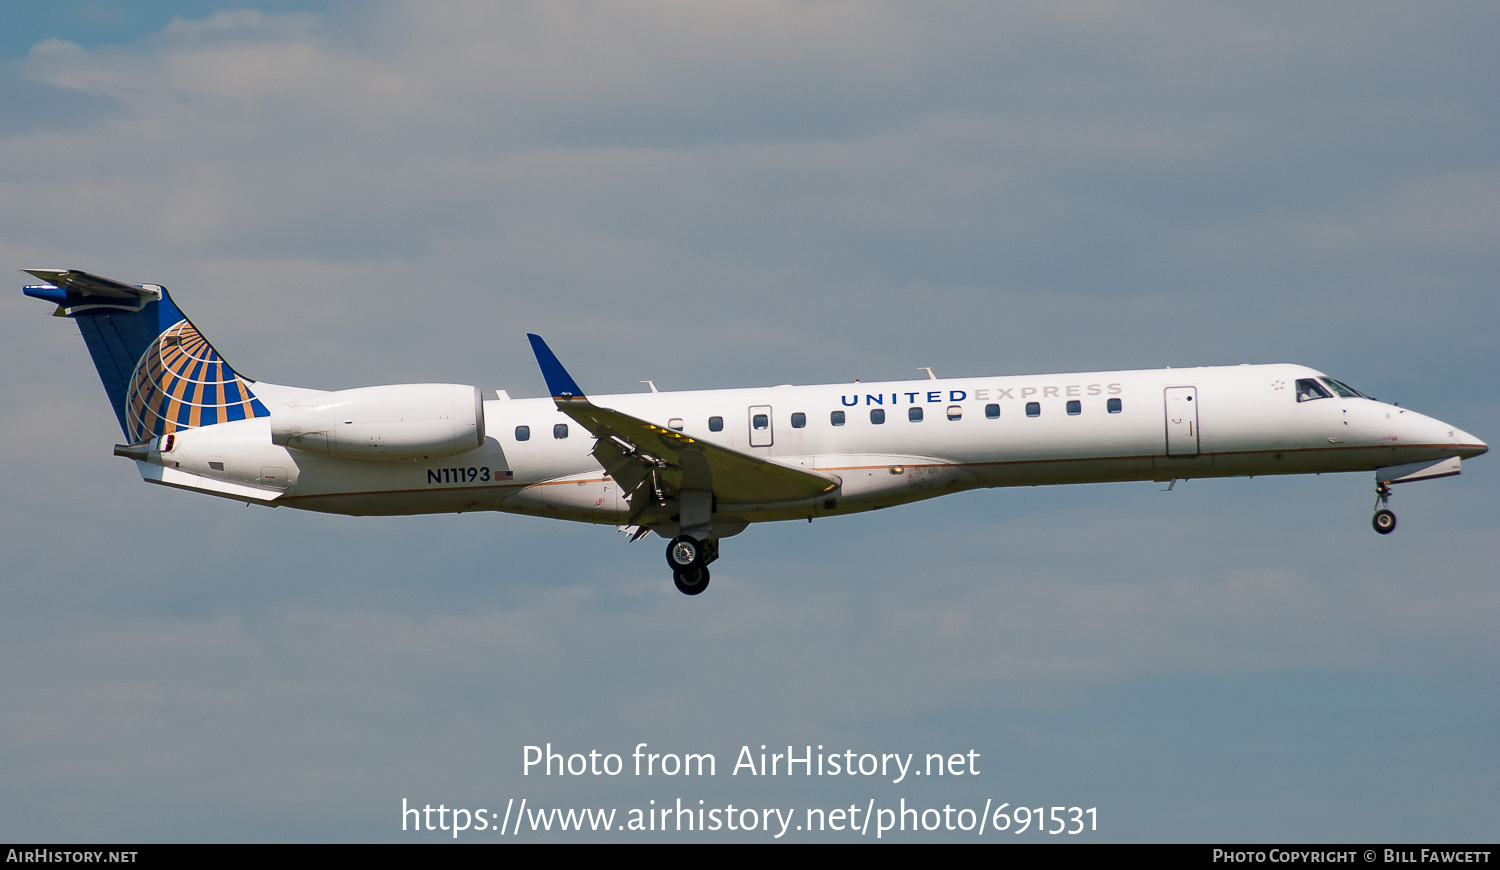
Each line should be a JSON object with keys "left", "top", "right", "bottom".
{"left": 23, "top": 269, "right": 159, "bottom": 301}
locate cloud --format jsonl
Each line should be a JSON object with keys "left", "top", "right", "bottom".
{"left": 1, "top": 1, "right": 1496, "bottom": 841}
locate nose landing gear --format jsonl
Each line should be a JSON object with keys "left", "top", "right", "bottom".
{"left": 1372, "top": 482, "right": 1396, "bottom": 535}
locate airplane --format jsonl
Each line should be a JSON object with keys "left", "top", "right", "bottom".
{"left": 23, "top": 268, "right": 1488, "bottom": 595}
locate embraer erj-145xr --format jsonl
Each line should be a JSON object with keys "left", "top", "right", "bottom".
{"left": 24, "top": 269, "right": 1487, "bottom": 595}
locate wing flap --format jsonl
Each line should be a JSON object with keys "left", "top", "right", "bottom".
{"left": 525, "top": 333, "right": 839, "bottom": 505}
{"left": 559, "top": 401, "right": 840, "bottom": 504}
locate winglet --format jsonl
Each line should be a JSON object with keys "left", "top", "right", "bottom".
{"left": 526, "top": 334, "right": 586, "bottom": 401}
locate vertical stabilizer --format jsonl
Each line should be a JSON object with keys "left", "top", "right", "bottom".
{"left": 22, "top": 269, "right": 268, "bottom": 441}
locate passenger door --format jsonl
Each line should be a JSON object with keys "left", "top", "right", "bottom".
{"left": 1164, "top": 387, "right": 1200, "bottom": 457}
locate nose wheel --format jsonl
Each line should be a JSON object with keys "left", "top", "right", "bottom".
{"left": 1371, "top": 482, "right": 1396, "bottom": 535}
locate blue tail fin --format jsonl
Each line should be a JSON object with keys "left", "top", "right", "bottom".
{"left": 23, "top": 269, "right": 269, "bottom": 442}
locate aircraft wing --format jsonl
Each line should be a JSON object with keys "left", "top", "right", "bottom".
{"left": 527, "top": 335, "right": 840, "bottom": 510}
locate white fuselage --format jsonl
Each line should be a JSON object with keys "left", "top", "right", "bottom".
{"left": 141, "top": 362, "right": 1486, "bottom": 533}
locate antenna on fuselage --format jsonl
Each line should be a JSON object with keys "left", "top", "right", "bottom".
{"left": 919, "top": 367, "right": 937, "bottom": 380}
{"left": 640, "top": 380, "right": 659, "bottom": 393}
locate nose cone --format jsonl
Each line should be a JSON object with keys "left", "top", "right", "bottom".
{"left": 1424, "top": 412, "right": 1487, "bottom": 459}
{"left": 1450, "top": 426, "right": 1487, "bottom": 459}
{"left": 1384, "top": 405, "right": 1487, "bottom": 460}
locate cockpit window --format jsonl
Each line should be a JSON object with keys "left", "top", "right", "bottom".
{"left": 1295, "top": 379, "right": 1332, "bottom": 402}
{"left": 1319, "top": 377, "right": 1369, "bottom": 399}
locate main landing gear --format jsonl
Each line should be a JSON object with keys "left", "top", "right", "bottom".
{"left": 666, "top": 534, "right": 719, "bottom": 596}
{"left": 1372, "top": 482, "right": 1396, "bottom": 535}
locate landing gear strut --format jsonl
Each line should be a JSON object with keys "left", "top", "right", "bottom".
{"left": 666, "top": 535, "right": 719, "bottom": 595}
{"left": 1372, "top": 482, "right": 1396, "bottom": 535}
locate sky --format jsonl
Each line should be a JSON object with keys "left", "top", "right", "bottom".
{"left": 1, "top": 1, "right": 1496, "bottom": 843}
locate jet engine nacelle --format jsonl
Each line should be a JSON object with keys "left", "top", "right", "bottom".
{"left": 270, "top": 384, "right": 485, "bottom": 460}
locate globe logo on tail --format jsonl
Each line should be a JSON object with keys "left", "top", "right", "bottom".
{"left": 124, "top": 319, "right": 267, "bottom": 442}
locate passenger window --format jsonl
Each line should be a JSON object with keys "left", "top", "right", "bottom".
{"left": 668, "top": 418, "right": 684, "bottom": 431}
{"left": 1296, "top": 379, "right": 1332, "bottom": 403}
{"left": 947, "top": 405, "right": 962, "bottom": 421}
{"left": 830, "top": 411, "right": 845, "bottom": 426}
{"left": 870, "top": 408, "right": 886, "bottom": 424}
{"left": 1066, "top": 400, "right": 1081, "bottom": 416}
{"left": 553, "top": 423, "right": 568, "bottom": 439}
{"left": 985, "top": 403, "right": 1000, "bottom": 419}
{"left": 791, "top": 412, "right": 806, "bottom": 429}
{"left": 908, "top": 407, "right": 923, "bottom": 422}
{"left": 709, "top": 416, "right": 724, "bottom": 432}
{"left": 1107, "top": 398, "right": 1122, "bottom": 414}
{"left": 1026, "top": 402, "right": 1041, "bottom": 417}
{"left": 752, "top": 414, "right": 769, "bottom": 430}
{"left": 515, "top": 425, "right": 530, "bottom": 441}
